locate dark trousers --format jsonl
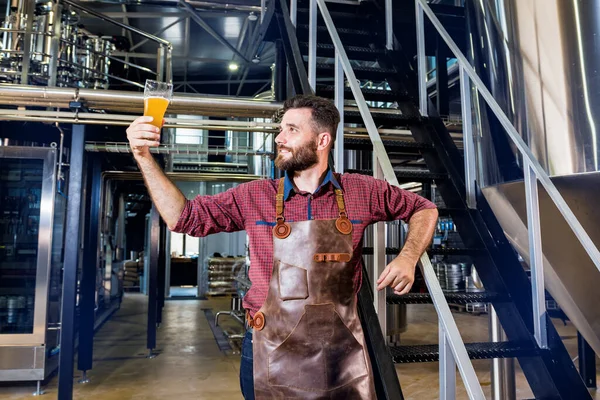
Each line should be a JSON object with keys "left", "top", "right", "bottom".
{"left": 240, "top": 330, "right": 255, "bottom": 399}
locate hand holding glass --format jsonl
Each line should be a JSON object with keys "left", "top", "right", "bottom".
{"left": 143, "top": 79, "right": 173, "bottom": 128}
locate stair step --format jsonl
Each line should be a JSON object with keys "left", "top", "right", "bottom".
{"left": 437, "top": 207, "right": 468, "bottom": 217}
{"left": 296, "top": 24, "right": 371, "bottom": 37}
{"left": 345, "top": 168, "right": 447, "bottom": 182}
{"left": 389, "top": 341, "right": 539, "bottom": 363}
{"left": 343, "top": 110, "right": 422, "bottom": 126}
{"left": 298, "top": 42, "right": 386, "bottom": 61}
{"left": 387, "top": 292, "right": 503, "bottom": 305}
{"left": 362, "top": 247, "right": 484, "bottom": 256}
{"left": 296, "top": 7, "right": 360, "bottom": 21}
{"left": 316, "top": 84, "right": 408, "bottom": 102}
{"left": 315, "top": 63, "right": 397, "bottom": 80}
{"left": 343, "top": 137, "right": 432, "bottom": 151}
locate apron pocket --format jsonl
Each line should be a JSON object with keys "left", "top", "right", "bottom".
{"left": 268, "top": 303, "right": 367, "bottom": 391}
{"left": 278, "top": 261, "right": 309, "bottom": 301}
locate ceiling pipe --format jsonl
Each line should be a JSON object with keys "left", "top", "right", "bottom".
{"left": 0, "top": 84, "right": 281, "bottom": 117}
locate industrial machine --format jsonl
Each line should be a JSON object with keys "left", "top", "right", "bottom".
{"left": 1, "top": 0, "right": 115, "bottom": 88}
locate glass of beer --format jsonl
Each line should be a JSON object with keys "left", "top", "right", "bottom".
{"left": 143, "top": 79, "right": 173, "bottom": 128}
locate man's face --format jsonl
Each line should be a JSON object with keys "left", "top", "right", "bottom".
{"left": 275, "top": 108, "right": 319, "bottom": 172}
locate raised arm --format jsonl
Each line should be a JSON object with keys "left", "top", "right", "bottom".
{"left": 126, "top": 116, "right": 186, "bottom": 230}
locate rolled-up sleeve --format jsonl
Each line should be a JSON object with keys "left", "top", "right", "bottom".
{"left": 171, "top": 185, "right": 246, "bottom": 237}
{"left": 366, "top": 176, "right": 437, "bottom": 223}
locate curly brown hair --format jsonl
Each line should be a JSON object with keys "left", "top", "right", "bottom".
{"left": 280, "top": 94, "right": 340, "bottom": 143}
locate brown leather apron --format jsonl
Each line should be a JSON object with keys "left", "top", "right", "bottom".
{"left": 249, "top": 179, "right": 376, "bottom": 399}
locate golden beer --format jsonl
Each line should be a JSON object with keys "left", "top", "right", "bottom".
{"left": 144, "top": 97, "right": 170, "bottom": 128}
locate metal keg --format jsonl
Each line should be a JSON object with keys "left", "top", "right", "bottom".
{"left": 440, "top": 263, "right": 464, "bottom": 292}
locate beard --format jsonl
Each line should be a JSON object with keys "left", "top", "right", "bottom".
{"left": 274, "top": 140, "right": 319, "bottom": 172}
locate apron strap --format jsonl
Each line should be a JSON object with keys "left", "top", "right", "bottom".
{"left": 334, "top": 188, "right": 353, "bottom": 235}
{"left": 273, "top": 179, "right": 291, "bottom": 239}
{"left": 273, "top": 177, "right": 352, "bottom": 237}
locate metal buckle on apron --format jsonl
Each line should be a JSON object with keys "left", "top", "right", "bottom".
{"left": 247, "top": 310, "right": 265, "bottom": 331}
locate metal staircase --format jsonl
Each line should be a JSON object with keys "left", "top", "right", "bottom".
{"left": 271, "top": 0, "right": 596, "bottom": 398}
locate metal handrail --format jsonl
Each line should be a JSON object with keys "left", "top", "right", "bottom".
{"left": 313, "top": 0, "right": 486, "bottom": 399}
{"left": 416, "top": 0, "right": 600, "bottom": 350}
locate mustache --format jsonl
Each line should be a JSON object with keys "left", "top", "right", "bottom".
{"left": 277, "top": 145, "right": 293, "bottom": 152}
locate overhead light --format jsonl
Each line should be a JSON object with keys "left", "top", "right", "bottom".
{"left": 229, "top": 63, "right": 239, "bottom": 71}
{"left": 248, "top": 12, "right": 258, "bottom": 21}
{"left": 252, "top": 56, "right": 260, "bottom": 64}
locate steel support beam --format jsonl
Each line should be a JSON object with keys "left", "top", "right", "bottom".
{"left": 275, "top": 39, "right": 286, "bottom": 101}
{"left": 130, "top": 17, "right": 186, "bottom": 52}
{"left": 157, "top": 221, "right": 167, "bottom": 326}
{"left": 147, "top": 205, "right": 160, "bottom": 356}
{"left": 275, "top": 0, "right": 313, "bottom": 95}
{"left": 57, "top": 124, "right": 86, "bottom": 400}
{"left": 578, "top": 332, "right": 597, "bottom": 388}
{"left": 77, "top": 155, "right": 102, "bottom": 377}
{"left": 179, "top": 0, "right": 251, "bottom": 63}
{"left": 435, "top": 38, "right": 449, "bottom": 116}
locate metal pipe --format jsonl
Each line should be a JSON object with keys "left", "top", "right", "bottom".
{"left": 0, "top": 84, "right": 281, "bottom": 116}
{"left": 55, "top": 123, "right": 65, "bottom": 182}
{"left": 489, "top": 305, "right": 516, "bottom": 400}
{"left": 385, "top": 0, "right": 393, "bottom": 50}
{"left": 85, "top": 142, "right": 272, "bottom": 156}
{"left": 308, "top": 0, "right": 317, "bottom": 90}
{"left": 101, "top": 171, "right": 263, "bottom": 182}
{"left": 62, "top": 0, "right": 170, "bottom": 46}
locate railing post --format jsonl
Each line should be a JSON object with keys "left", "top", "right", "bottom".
{"left": 524, "top": 160, "right": 548, "bottom": 349}
{"left": 489, "top": 305, "right": 516, "bottom": 400}
{"left": 373, "top": 154, "right": 387, "bottom": 335}
{"left": 165, "top": 46, "right": 173, "bottom": 84}
{"left": 459, "top": 66, "right": 477, "bottom": 208}
{"left": 416, "top": 0, "right": 428, "bottom": 116}
{"left": 439, "top": 324, "right": 457, "bottom": 400}
{"left": 334, "top": 51, "right": 344, "bottom": 173}
{"left": 290, "top": 0, "right": 298, "bottom": 26}
{"left": 157, "top": 45, "right": 166, "bottom": 82}
{"left": 308, "top": 0, "right": 317, "bottom": 90}
{"left": 385, "top": 0, "right": 393, "bottom": 50}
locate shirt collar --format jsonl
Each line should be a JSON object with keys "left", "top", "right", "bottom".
{"left": 283, "top": 169, "right": 341, "bottom": 200}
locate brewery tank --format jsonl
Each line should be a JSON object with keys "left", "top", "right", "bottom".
{"left": 465, "top": 0, "right": 600, "bottom": 353}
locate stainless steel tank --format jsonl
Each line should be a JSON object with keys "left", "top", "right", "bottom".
{"left": 466, "top": 0, "right": 600, "bottom": 354}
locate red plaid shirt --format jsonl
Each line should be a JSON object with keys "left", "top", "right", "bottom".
{"left": 173, "top": 171, "right": 436, "bottom": 316}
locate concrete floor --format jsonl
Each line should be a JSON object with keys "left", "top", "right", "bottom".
{"left": 0, "top": 293, "right": 598, "bottom": 399}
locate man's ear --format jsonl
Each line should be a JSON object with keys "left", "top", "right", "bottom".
{"left": 317, "top": 132, "right": 332, "bottom": 151}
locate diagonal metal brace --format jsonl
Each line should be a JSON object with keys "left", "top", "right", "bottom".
{"left": 179, "top": 1, "right": 250, "bottom": 64}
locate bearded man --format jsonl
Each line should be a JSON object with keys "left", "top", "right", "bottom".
{"left": 126, "top": 94, "right": 438, "bottom": 399}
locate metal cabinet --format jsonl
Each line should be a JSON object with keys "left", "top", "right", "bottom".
{"left": 0, "top": 146, "right": 61, "bottom": 381}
